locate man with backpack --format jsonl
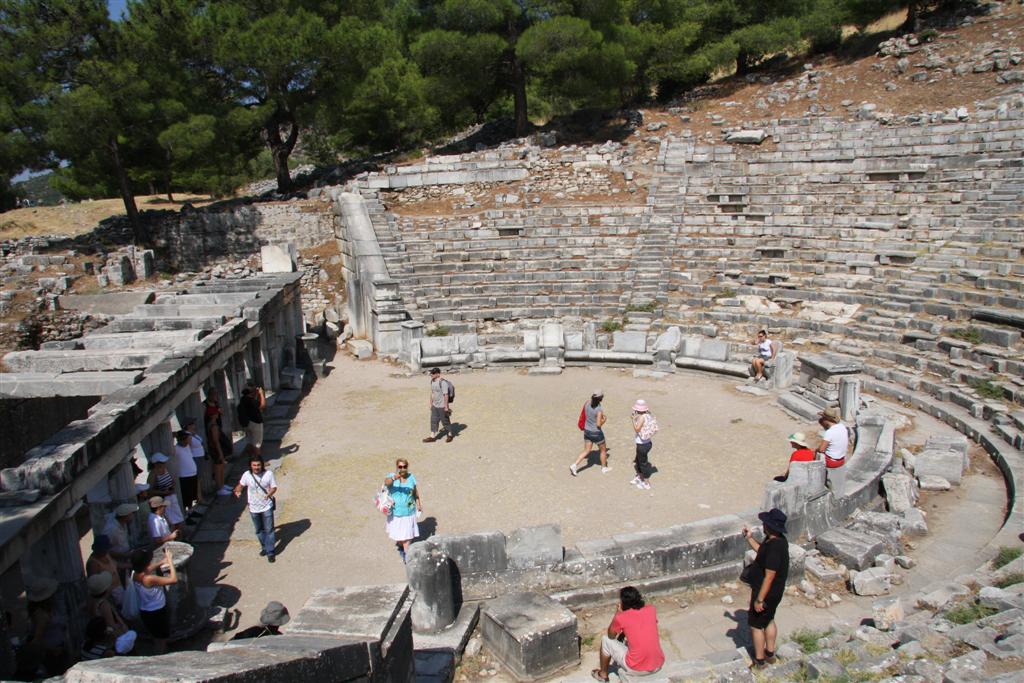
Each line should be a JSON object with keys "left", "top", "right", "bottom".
{"left": 422, "top": 367, "right": 455, "bottom": 443}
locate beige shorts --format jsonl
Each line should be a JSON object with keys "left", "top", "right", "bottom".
{"left": 245, "top": 422, "right": 264, "bottom": 448}
{"left": 601, "top": 635, "right": 660, "bottom": 676}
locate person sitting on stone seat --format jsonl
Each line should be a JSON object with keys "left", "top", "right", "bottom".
{"left": 592, "top": 586, "right": 665, "bottom": 681}
{"left": 230, "top": 601, "right": 289, "bottom": 640}
{"left": 773, "top": 433, "right": 816, "bottom": 482}
{"left": 815, "top": 407, "right": 849, "bottom": 496}
{"left": 751, "top": 330, "right": 777, "bottom": 383}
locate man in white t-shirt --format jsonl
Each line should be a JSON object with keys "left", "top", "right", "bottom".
{"left": 174, "top": 430, "right": 199, "bottom": 515}
{"left": 816, "top": 407, "right": 850, "bottom": 496}
{"left": 234, "top": 456, "right": 278, "bottom": 563}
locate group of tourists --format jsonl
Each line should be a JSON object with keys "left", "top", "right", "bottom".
{"left": 774, "top": 407, "right": 850, "bottom": 495}
{"left": 570, "top": 391, "right": 659, "bottom": 490}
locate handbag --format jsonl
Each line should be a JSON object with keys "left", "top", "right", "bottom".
{"left": 375, "top": 485, "right": 394, "bottom": 514}
{"left": 739, "top": 563, "right": 762, "bottom": 586}
{"left": 121, "top": 580, "right": 140, "bottom": 622}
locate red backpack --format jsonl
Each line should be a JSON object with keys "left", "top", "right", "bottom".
{"left": 578, "top": 404, "right": 586, "bottom": 430}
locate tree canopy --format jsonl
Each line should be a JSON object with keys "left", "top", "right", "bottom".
{"left": 1, "top": 0, "right": 924, "bottom": 232}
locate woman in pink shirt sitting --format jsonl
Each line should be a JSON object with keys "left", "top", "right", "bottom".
{"left": 592, "top": 586, "right": 665, "bottom": 681}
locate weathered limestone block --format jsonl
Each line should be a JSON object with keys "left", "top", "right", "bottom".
{"left": 653, "top": 326, "right": 682, "bottom": 353}
{"left": 261, "top": 244, "right": 297, "bottom": 273}
{"left": 506, "top": 525, "right": 562, "bottom": 569}
{"left": 917, "top": 474, "right": 951, "bottom": 491}
{"left": 816, "top": 528, "right": 885, "bottom": 570}
{"left": 481, "top": 592, "right": 579, "bottom": 681}
{"left": 914, "top": 449, "right": 964, "bottom": 485}
{"left": 852, "top": 567, "right": 892, "bottom": 596}
{"left": 611, "top": 331, "right": 647, "bottom": 353}
{"left": 697, "top": 340, "right": 729, "bottom": 361}
{"left": 286, "top": 584, "right": 409, "bottom": 641}
{"left": 914, "top": 581, "right": 972, "bottom": 610}
{"left": 872, "top": 596, "right": 904, "bottom": 630}
{"left": 433, "top": 530, "right": 507, "bottom": 575}
{"left": 725, "top": 129, "right": 767, "bottom": 144}
{"left": 881, "top": 472, "right": 917, "bottom": 513}
{"left": 899, "top": 508, "right": 928, "bottom": 536}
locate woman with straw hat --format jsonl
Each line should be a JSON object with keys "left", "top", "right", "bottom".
{"left": 773, "top": 432, "right": 816, "bottom": 483}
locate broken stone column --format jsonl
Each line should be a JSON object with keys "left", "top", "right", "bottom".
{"left": 406, "top": 542, "right": 456, "bottom": 634}
{"left": 21, "top": 513, "right": 88, "bottom": 651}
{"left": 796, "top": 353, "right": 863, "bottom": 414}
{"left": 160, "top": 541, "right": 206, "bottom": 640}
{"left": 539, "top": 322, "right": 564, "bottom": 369}
{"left": 583, "top": 322, "right": 597, "bottom": 350}
{"left": 106, "top": 254, "right": 136, "bottom": 286}
{"left": 135, "top": 249, "right": 155, "bottom": 279}
{"left": 839, "top": 376, "right": 861, "bottom": 423}
{"left": 401, "top": 321, "right": 425, "bottom": 367}
{"left": 652, "top": 326, "right": 681, "bottom": 371}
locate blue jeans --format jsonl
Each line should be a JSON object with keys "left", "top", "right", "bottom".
{"left": 250, "top": 509, "right": 276, "bottom": 557}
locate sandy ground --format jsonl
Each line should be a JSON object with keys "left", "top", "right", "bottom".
{"left": 0, "top": 194, "right": 214, "bottom": 238}
{"left": 194, "top": 355, "right": 809, "bottom": 636}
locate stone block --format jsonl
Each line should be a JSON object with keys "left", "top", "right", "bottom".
{"left": 680, "top": 336, "right": 701, "bottom": 357}
{"left": 914, "top": 449, "right": 964, "bottom": 485}
{"left": 881, "top": 472, "right": 917, "bottom": 513}
{"left": 506, "top": 525, "right": 562, "bottom": 569}
{"left": 900, "top": 508, "right": 928, "bottom": 536}
{"left": 433, "top": 530, "right": 507, "bottom": 575}
{"left": 286, "top": 584, "right": 408, "bottom": 641}
{"left": 540, "top": 323, "right": 563, "bottom": 349}
{"left": 806, "top": 652, "right": 846, "bottom": 679}
{"left": 852, "top": 567, "right": 892, "bottom": 596}
{"left": 66, "top": 635, "right": 373, "bottom": 682}
{"left": 481, "top": 592, "right": 578, "bottom": 681}
{"left": 725, "top": 129, "right": 767, "bottom": 144}
{"left": 261, "top": 243, "right": 297, "bottom": 272}
{"left": 346, "top": 339, "right": 373, "bottom": 360}
{"left": 816, "top": 528, "right": 886, "bottom": 570}
{"left": 611, "top": 331, "right": 647, "bottom": 353}
{"left": 406, "top": 542, "right": 455, "bottom": 634}
{"left": 979, "top": 586, "right": 1024, "bottom": 612}
{"left": 918, "top": 474, "right": 951, "bottom": 491}
{"left": 697, "top": 340, "right": 729, "bottom": 361}
{"left": 564, "top": 332, "right": 583, "bottom": 351}
{"left": 872, "top": 596, "right": 904, "bottom": 630}
{"left": 653, "top": 326, "right": 681, "bottom": 353}
{"left": 421, "top": 336, "right": 458, "bottom": 357}
{"left": 914, "top": 581, "right": 972, "bottom": 611}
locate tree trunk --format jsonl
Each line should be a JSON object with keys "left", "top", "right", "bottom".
{"left": 511, "top": 56, "right": 528, "bottom": 138}
{"left": 736, "top": 50, "right": 751, "bottom": 76}
{"left": 902, "top": 0, "right": 922, "bottom": 33}
{"left": 262, "top": 109, "right": 299, "bottom": 194}
{"left": 110, "top": 136, "right": 146, "bottom": 243}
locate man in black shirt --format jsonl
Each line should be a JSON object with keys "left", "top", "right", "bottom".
{"left": 742, "top": 508, "right": 789, "bottom": 669}
{"left": 238, "top": 382, "right": 265, "bottom": 457}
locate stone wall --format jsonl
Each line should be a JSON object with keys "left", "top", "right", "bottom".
{"left": 152, "top": 200, "right": 335, "bottom": 271}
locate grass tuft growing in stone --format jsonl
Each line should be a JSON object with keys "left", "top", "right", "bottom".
{"left": 600, "top": 319, "right": 623, "bottom": 333}
{"left": 968, "top": 377, "right": 1005, "bottom": 400}
{"left": 834, "top": 648, "right": 857, "bottom": 666}
{"left": 426, "top": 325, "right": 450, "bottom": 337}
{"left": 995, "top": 572, "right": 1024, "bottom": 589}
{"left": 949, "top": 327, "right": 982, "bottom": 344}
{"left": 789, "top": 627, "right": 830, "bottom": 654}
{"left": 944, "top": 601, "right": 998, "bottom": 624}
{"left": 625, "top": 301, "right": 658, "bottom": 313}
{"left": 993, "top": 546, "right": 1023, "bottom": 570}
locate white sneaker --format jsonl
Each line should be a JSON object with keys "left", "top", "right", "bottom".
{"left": 601, "top": 467, "right": 612, "bottom": 474}
{"left": 630, "top": 475, "right": 641, "bottom": 485}
{"left": 569, "top": 464, "right": 578, "bottom": 477}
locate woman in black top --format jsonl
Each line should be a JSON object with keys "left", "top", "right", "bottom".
{"left": 742, "top": 508, "right": 789, "bottom": 669}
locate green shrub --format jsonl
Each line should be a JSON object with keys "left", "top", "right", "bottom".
{"left": 789, "top": 627, "right": 830, "bottom": 654}
{"left": 919, "top": 28, "right": 939, "bottom": 42}
{"left": 716, "top": 288, "right": 737, "bottom": 299}
{"left": 600, "top": 319, "right": 623, "bottom": 333}
{"left": 945, "top": 602, "right": 998, "bottom": 625}
{"left": 993, "top": 546, "right": 1023, "bottom": 570}
{"left": 625, "top": 301, "right": 658, "bottom": 313}
{"left": 969, "top": 378, "right": 1005, "bottom": 400}
{"left": 995, "top": 572, "right": 1024, "bottom": 589}
{"left": 949, "top": 327, "right": 982, "bottom": 344}
{"left": 426, "top": 325, "right": 450, "bottom": 337}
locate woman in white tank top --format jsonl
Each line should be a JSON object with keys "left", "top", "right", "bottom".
{"left": 131, "top": 547, "right": 178, "bottom": 654}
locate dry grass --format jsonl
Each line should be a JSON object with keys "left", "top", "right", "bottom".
{"left": 0, "top": 193, "right": 215, "bottom": 239}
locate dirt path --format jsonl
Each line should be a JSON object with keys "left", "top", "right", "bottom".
{"left": 195, "top": 356, "right": 805, "bottom": 636}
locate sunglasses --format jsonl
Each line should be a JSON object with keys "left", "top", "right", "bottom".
{"left": 397, "top": 465, "right": 409, "bottom": 470}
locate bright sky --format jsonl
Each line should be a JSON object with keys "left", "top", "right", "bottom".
{"left": 108, "top": 0, "right": 127, "bottom": 19}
